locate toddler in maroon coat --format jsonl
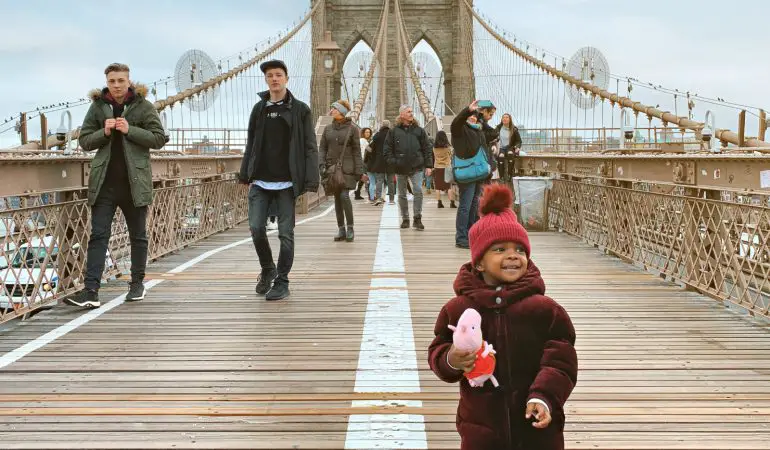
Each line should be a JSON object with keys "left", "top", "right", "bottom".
{"left": 428, "top": 184, "right": 578, "bottom": 450}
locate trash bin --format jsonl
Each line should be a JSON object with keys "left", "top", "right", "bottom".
{"left": 511, "top": 176, "right": 552, "bottom": 231}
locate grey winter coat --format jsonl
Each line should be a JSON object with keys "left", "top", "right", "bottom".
{"left": 319, "top": 119, "right": 363, "bottom": 190}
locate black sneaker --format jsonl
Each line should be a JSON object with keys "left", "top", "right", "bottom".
{"left": 400, "top": 219, "right": 410, "bottom": 229}
{"left": 346, "top": 226, "right": 355, "bottom": 242}
{"left": 266, "top": 280, "right": 289, "bottom": 301}
{"left": 64, "top": 289, "right": 101, "bottom": 308}
{"left": 255, "top": 270, "right": 277, "bottom": 295}
{"left": 413, "top": 217, "right": 425, "bottom": 231}
{"left": 334, "top": 226, "right": 346, "bottom": 242}
{"left": 126, "top": 282, "right": 146, "bottom": 302}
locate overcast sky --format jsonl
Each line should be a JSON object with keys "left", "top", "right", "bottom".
{"left": 1, "top": 0, "right": 767, "bottom": 144}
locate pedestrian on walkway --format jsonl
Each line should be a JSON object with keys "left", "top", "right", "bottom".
{"left": 495, "top": 113, "right": 522, "bottom": 183}
{"left": 450, "top": 100, "right": 496, "bottom": 249}
{"left": 65, "top": 63, "right": 167, "bottom": 309}
{"left": 383, "top": 105, "right": 433, "bottom": 230}
{"left": 356, "top": 127, "right": 374, "bottom": 200}
{"left": 431, "top": 130, "right": 456, "bottom": 209}
{"left": 319, "top": 99, "right": 364, "bottom": 242}
{"left": 367, "top": 120, "right": 394, "bottom": 206}
{"left": 238, "top": 59, "right": 319, "bottom": 301}
{"left": 428, "top": 184, "right": 578, "bottom": 450}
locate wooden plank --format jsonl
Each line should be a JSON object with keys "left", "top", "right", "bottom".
{"left": 0, "top": 196, "right": 769, "bottom": 448}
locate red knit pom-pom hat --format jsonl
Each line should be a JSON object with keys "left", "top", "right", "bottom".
{"left": 469, "top": 184, "right": 531, "bottom": 265}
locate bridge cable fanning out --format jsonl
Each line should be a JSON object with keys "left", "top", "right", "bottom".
{"left": 461, "top": 0, "right": 768, "bottom": 148}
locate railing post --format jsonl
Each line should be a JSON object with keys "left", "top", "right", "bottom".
{"left": 40, "top": 113, "right": 48, "bottom": 150}
{"left": 55, "top": 190, "right": 88, "bottom": 296}
{"left": 19, "top": 112, "right": 28, "bottom": 145}
{"left": 672, "top": 188, "right": 701, "bottom": 288}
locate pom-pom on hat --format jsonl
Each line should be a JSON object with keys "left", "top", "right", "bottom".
{"left": 469, "top": 184, "right": 531, "bottom": 265}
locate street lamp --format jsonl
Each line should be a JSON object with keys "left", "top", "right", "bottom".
{"left": 315, "top": 31, "right": 341, "bottom": 111}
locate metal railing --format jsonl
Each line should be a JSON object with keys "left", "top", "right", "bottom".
{"left": 0, "top": 178, "right": 249, "bottom": 322}
{"left": 165, "top": 128, "right": 247, "bottom": 155}
{"left": 520, "top": 127, "right": 702, "bottom": 154}
{"left": 547, "top": 179, "right": 770, "bottom": 318}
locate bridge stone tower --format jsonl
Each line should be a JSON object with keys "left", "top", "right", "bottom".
{"left": 311, "top": 0, "right": 475, "bottom": 123}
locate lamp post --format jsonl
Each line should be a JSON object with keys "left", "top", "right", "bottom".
{"left": 315, "top": 31, "right": 341, "bottom": 113}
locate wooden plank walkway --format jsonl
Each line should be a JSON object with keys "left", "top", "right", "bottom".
{"left": 1, "top": 196, "right": 770, "bottom": 449}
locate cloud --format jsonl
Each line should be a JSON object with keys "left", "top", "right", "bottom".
{"left": 1, "top": 0, "right": 768, "bottom": 148}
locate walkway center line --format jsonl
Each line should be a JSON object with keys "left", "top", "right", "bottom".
{"left": 0, "top": 204, "right": 335, "bottom": 369}
{"left": 344, "top": 202, "right": 428, "bottom": 449}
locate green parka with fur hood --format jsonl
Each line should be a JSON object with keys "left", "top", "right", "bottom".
{"left": 79, "top": 84, "right": 166, "bottom": 207}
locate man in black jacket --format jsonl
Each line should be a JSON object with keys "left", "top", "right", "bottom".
{"left": 383, "top": 105, "right": 433, "bottom": 230}
{"left": 367, "top": 120, "right": 393, "bottom": 206}
{"left": 238, "top": 59, "right": 319, "bottom": 301}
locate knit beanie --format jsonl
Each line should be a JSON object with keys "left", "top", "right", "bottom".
{"left": 469, "top": 184, "right": 531, "bottom": 265}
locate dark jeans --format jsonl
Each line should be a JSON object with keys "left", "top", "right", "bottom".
{"left": 496, "top": 147, "right": 518, "bottom": 182}
{"left": 334, "top": 190, "right": 354, "bottom": 227}
{"left": 248, "top": 185, "right": 295, "bottom": 283}
{"left": 397, "top": 171, "right": 424, "bottom": 219}
{"left": 455, "top": 181, "right": 483, "bottom": 246}
{"left": 85, "top": 185, "right": 148, "bottom": 291}
{"left": 374, "top": 172, "right": 395, "bottom": 200}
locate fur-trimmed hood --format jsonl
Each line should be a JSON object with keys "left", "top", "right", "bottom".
{"left": 88, "top": 83, "right": 148, "bottom": 102}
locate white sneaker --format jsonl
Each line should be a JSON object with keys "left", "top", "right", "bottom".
{"left": 266, "top": 221, "right": 278, "bottom": 231}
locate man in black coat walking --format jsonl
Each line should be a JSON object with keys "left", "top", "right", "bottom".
{"left": 367, "top": 120, "right": 394, "bottom": 206}
{"left": 238, "top": 59, "right": 319, "bottom": 301}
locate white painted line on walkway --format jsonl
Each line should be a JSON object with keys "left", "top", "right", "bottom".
{"left": 345, "top": 202, "right": 428, "bottom": 449}
{"left": 351, "top": 400, "right": 423, "bottom": 408}
{"left": 0, "top": 204, "right": 335, "bottom": 369}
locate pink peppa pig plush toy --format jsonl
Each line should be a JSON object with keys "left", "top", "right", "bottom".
{"left": 448, "top": 308, "right": 499, "bottom": 388}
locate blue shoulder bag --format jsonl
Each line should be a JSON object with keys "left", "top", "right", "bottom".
{"left": 452, "top": 146, "right": 491, "bottom": 184}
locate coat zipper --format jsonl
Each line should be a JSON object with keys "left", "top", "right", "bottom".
{"left": 121, "top": 104, "right": 135, "bottom": 202}
{"left": 495, "top": 308, "right": 514, "bottom": 448}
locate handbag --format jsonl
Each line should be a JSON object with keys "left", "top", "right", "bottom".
{"left": 444, "top": 164, "right": 454, "bottom": 184}
{"left": 452, "top": 145, "right": 491, "bottom": 184}
{"left": 323, "top": 126, "right": 354, "bottom": 195}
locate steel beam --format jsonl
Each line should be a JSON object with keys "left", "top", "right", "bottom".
{"left": 0, "top": 155, "right": 243, "bottom": 197}
{"left": 520, "top": 153, "right": 770, "bottom": 192}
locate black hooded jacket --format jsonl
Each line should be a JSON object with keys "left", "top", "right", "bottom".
{"left": 367, "top": 125, "right": 391, "bottom": 173}
{"left": 450, "top": 107, "right": 496, "bottom": 175}
{"left": 238, "top": 89, "right": 319, "bottom": 197}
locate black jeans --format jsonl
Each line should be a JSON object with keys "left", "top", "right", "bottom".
{"left": 248, "top": 185, "right": 295, "bottom": 283}
{"left": 85, "top": 185, "right": 148, "bottom": 291}
{"left": 334, "top": 190, "right": 354, "bottom": 227}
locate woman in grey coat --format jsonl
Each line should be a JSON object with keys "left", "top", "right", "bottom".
{"left": 319, "top": 99, "right": 364, "bottom": 242}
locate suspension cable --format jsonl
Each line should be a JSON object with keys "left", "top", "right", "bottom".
{"left": 349, "top": 0, "right": 390, "bottom": 123}
{"left": 393, "top": 0, "right": 435, "bottom": 124}
{"left": 462, "top": 0, "right": 767, "bottom": 147}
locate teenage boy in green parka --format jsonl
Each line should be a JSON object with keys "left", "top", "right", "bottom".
{"left": 64, "top": 63, "right": 166, "bottom": 309}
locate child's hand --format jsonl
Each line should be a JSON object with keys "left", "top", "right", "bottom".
{"left": 525, "top": 401, "right": 552, "bottom": 429}
{"left": 448, "top": 345, "right": 476, "bottom": 373}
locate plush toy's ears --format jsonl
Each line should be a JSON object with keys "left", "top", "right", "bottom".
{"left": 448, "top": 324, "right": 457, "bottom": 332}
